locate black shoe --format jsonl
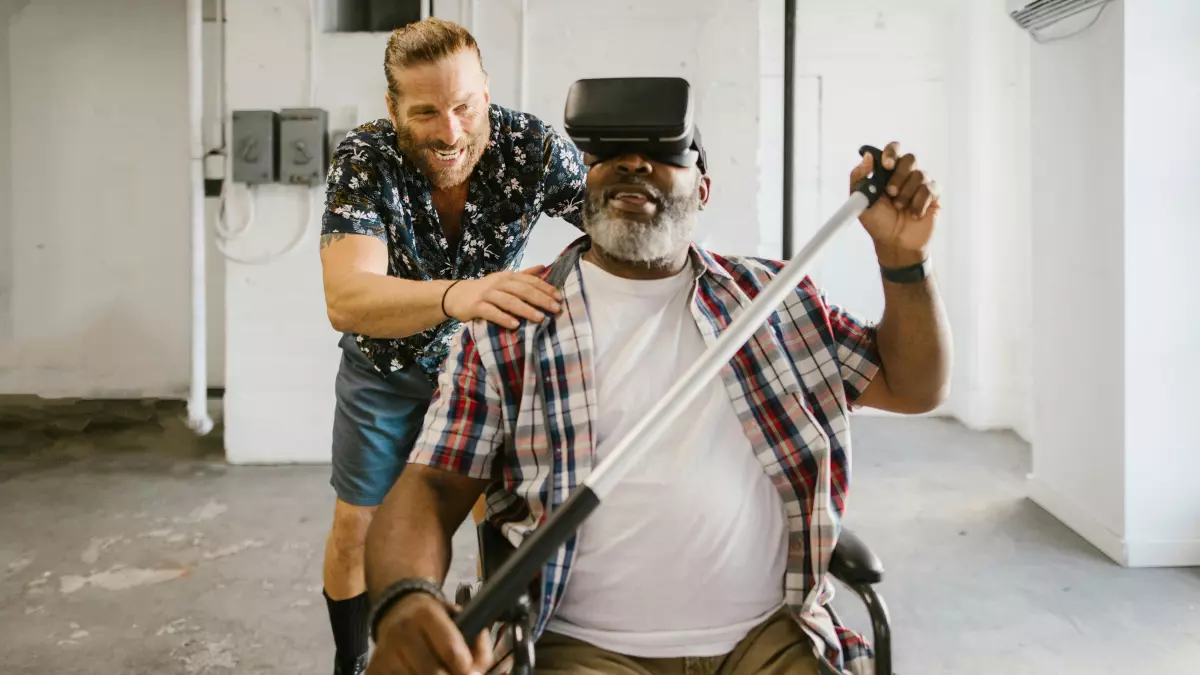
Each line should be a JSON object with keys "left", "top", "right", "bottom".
{"left": 333, "top": 653, "right": 368, "bottom": 675}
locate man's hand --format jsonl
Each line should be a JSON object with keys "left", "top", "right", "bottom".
{"left": 849, "top": 141, "right": 941, "bottom": 267}
{"left": 444, "top": 266, "right": 563, "bottom": 329}
{"left": 367, "top": 594, "right": 494, "bottom": 675}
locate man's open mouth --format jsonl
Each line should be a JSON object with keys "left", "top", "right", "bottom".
{"left": 430, "top": 147, "right": 465, "bottom": 164}
{"left": 606, "top": 184, "right": 660, "bottom": 209}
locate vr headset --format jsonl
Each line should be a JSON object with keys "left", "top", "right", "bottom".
{"left": 563, "top": 77, "right": 708, "bottom": 175}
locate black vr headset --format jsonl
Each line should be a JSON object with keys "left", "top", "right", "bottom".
{"left": 563, "top": 77, "right": 708, "bottom": 175}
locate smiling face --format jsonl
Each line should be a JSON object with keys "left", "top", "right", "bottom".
{"left": 582, "top": 152, "right": 711, "bottom": 268}
{"left": 386, "top": 48, "right": 491, "bottom": 189}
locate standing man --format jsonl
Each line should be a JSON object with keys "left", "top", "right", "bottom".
{"left": 317, "top": 18, "right": 586, "bottom": 675}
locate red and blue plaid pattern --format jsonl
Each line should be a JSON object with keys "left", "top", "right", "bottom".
{"left": 411, "top": 239, "right": 881, "bottom": 674}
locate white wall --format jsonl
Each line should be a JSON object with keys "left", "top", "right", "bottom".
{"left": 1028, "top": 0, "right": 1200, "bottom": 567}
{"left": 1027, "top": 0, "right": 1127, "bottom": 554}
{"left": 1122, "top": 0, "right": 1200, "bottom": 563}
{"left": 757, "top": 0, "right": 1035, "bottom": 436}
{"left": 1, "top": 0, "right": 197, "bottom": 397}
{"left": 221, "top": 0, "right": 765, "bottom": 463}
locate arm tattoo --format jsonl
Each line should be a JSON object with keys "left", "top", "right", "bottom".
{"left": 320, "top": 233, "right": 346, "bottom": 249}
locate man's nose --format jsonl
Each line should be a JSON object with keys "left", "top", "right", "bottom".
{"left": 434, "top": 112, "right": 462, "bottom": 146}
{"left": 613, "top": 153, "right": 653, "bottom": 175}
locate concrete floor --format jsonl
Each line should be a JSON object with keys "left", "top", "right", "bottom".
{"left": 1, "top": 399, "right": 1197, "bottom": 674}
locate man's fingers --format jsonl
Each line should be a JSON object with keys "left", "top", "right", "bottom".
{"left": 911, "top": 185, "right": 934, "bottom": 218}
{"left": 894, "top": 169, "right": 925, "bottom": 210}
{"left": 503, "top": 277, "right": 562, "bottom": 313}
{"left": 477, "top": 305, "right": 521, "bottom": 330}
{"left": 518, "top": 265, "right": 546, "bottom": 276}
{"left": 515, "top": 273, "right": 563, "bottom": 302}
{"left": 849, "top": 151, "right": 872, "bottom": 189}
{"left": 488, "top": 292, "right": 545, "bottom": 324}
{"left": 886, "top": 153, "right": 916, "bottom": 197}
{"left": 882, "top": 141, "right": 902, "bottom": 170}
{"left": 471, "top": 627, "right": 496, "bottom": 671}
{"left": 420, "top": 613, "right": 478, "bottom": 675}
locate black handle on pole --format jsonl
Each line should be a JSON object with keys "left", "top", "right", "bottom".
{"left": 853, "top": 145, "right": 895, "bottom": 209}
{"left": 454, "top": 486, "right": 601, "bottom": 643}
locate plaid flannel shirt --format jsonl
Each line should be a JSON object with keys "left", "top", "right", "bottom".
{"left": 411, "top": 237, "right": 882, "bottom": 675}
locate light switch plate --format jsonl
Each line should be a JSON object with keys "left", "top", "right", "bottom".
{"left": 231, "top": 110, "right": 279, "bottom": 184}
{"left": 279, "top": 108, "right": 330, "bottom": 186}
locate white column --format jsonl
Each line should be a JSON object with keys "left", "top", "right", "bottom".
{"left": 1121, "top": 0, "right": 1200, "bottom": 567}
{"left": 1028, "top": 0, "right": 1200, "bottom": 567}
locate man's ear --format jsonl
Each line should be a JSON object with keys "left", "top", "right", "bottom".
{"left": 384, "top": 93, "right": 398, "bottom": 126}
{"left": 697, "top": 174, "right": 712, "bottom": 210}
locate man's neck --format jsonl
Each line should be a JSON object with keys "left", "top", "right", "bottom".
{"left": 431, "top": 181, "right": 469, "bottom": 206}
{"left": 582, "top": 245, "right": 691, "bottom": 280}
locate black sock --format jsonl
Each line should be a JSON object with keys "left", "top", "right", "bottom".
{"left": 324, "top": 589, "right": 370, "bottom": 665}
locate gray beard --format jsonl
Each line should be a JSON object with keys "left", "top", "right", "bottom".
{"left": 582, "top": 183, "right": 699, "bottom": 267}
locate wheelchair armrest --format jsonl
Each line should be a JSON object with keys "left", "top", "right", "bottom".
{"left": 829, "top": 527, "right": 884, "bottom": 586}
{"left": 477, "top": 519, "right": 519, "bottom": 582}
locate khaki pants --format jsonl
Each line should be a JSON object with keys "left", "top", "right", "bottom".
{"left": 534, "top": 610, "right": 822, "bottom": 675}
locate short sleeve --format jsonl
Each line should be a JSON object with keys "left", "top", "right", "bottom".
{"left": 825, "top": 298, "right": 881, "bottom": 407}
{"left": 537, "top": 125, "right": 586, "bottom": 229}
{"left": 321, "top": 136, "right": 392, "bottom": 240}
{"left": 409, "top": 325, "right": 505, "bottom": 480}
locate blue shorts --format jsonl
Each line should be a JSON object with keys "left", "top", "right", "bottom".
{"left": 330, "top": 333, "right": 435, "bottom": 507}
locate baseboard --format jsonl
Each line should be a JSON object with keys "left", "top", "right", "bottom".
{"left": 1026, "top": 474, "right": 1127, "bottom": 566}
{"left": 1124, "top": 538, "right": 1200, "bottom": 568}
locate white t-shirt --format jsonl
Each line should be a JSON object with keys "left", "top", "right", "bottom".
{"left": 545, "top": 259, "right": 789, "bottom": 658}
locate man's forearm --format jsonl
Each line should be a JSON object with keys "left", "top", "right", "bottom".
{"left": 364, "top": 467, "right": 486, "bottom": 602}
{"left": 873, "top": 246, "right": 952, "bottom": 409}
{"left": 326, "top": 271, "right": 455, "bottom": 339}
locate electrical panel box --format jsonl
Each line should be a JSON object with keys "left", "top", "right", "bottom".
{"left": 279, "top": 108, "right": 330, "bottom": 186}
{"left": 231, "top": 110, "right": 279, "bottom": 184}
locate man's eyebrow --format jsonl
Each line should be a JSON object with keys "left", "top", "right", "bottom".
{"left": 407, "top": 104, "right": 438, "bottom": 116}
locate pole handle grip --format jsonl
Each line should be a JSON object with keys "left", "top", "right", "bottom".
{"left": 853, "top": 145, "right": 895, "bottom": 208}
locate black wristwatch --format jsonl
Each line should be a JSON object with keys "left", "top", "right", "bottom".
{"left": 368, "top": 577, "right": 448, "bottom": 643}
{"left": 880, "top": 257, "right": 932, "bottom": 284}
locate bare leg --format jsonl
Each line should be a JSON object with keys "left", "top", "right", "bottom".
{"left": 323, "top": 499, "right": 378, "bottom": 674}
{"left": 324, "top": 499, "right": 378, "bottom": 598}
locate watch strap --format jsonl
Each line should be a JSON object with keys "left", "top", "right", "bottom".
{"left": 880, "top": 257, "right": 932, "bottom": 284}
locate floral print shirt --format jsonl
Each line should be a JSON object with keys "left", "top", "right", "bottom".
{"left": 321, "top": 104, "right": 587, "bottom": 380}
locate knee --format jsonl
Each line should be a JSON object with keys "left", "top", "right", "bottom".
{"left": 328, "top": 500, "right": 378, "bottom": 556}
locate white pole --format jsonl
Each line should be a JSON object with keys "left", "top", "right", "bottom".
{"left": 186, "top": 0, "right": 214, "bottom": 436}
{"left": 586, "top": 193, "right": 869, "bottom": 498}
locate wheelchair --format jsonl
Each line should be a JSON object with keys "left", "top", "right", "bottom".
{"left": 457, "top": 520, "right": 894, "bottom": 675}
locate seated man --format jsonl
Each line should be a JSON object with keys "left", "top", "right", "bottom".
{"left": 363, "top": 120, "right": 950, "bottom": 675}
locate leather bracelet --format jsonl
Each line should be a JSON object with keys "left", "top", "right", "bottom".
{"left": 441, "top": 280, "right": 463, "bottom": 318}
{"left": 369, "top": 577, "right": 448, "bottom": 643}
{"left": 880, "top": 257, "right": 932, "bottom": 284}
